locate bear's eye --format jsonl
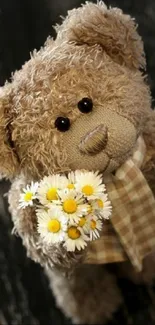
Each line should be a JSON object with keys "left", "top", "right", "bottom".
{"left": 78, "top": 97, "right": 93, "bottom": 113}
{"left": 55, "top": 117, "right": 70, "bottom": 132}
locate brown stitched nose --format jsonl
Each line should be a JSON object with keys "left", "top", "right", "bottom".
{"left": 78, "top": 124, "right": 108, "bottom": 155}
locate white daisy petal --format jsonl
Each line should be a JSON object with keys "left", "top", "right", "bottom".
{"left": 75, "top": 171, "right": 105, "bottom": 199}
{"left": 37, "top": 174, "right": 68, "bottom": 206}
{"left": 19, "top": 170, "right": 112, "bottom": 252}
{"left": 55, "top": 189, "right": 89, "bottom": 223}
{"left": 64, "top": 226, "right": 89, "bottom": 252}
{"left": 87, "top": 193, "right": 112, "bottom": 220}
{"left": 89, "top": 216, "right": 103, "bottom": 241}
{"left": 93, "top": 194, "right": 112, "bottom": 220}
{"left": 19, "top": 181, "right": 38, "bottom": 209}
{"left": 77, "top": 216, "right": 90, "bottom": 234}
{"left": 37, "top": 207, "right": 67, "bottom": 245}
{"left": 65, "top": 171, "right": 77, "bottom": 190}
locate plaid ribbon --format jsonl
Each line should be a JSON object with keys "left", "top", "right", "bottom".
{"left": 85, "top": 137, "right": 155, "bottom": 271}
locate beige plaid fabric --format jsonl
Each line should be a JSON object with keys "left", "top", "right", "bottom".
{"left": 85, "top": 137, "right": 155, "bottom": 271}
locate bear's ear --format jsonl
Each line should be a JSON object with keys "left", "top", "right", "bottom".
{"left": 56, "top": 1, "right": 145, "bottom": 70}
{"left": 0, "top": 88, "right": 19, "bottom": 179}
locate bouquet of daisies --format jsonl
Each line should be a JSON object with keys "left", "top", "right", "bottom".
{"left": 19, "top": 171, "right": 112, "bottom": 252}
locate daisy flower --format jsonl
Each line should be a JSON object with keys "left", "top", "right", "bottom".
{"left": 64, "top": 226, "right": 89, "bottom": 251}
{"left": 56, "top": 189, "right": 89, "bottom": 223}
{"left": 91, "top": 193, "right": 112, "bottom": 220}
{"left": 37, "top": 207, "right": 67, "bottom": 244}
{"left": 66, "top": 171, "right": 76, "bottom": 190}
{"left": 66, "top": 171, "right": 82, "bottom": 190}
{"left": 89, "top": 216, "right": 103, "bottom": 240}
{"left": 37, "top": 174, "right": 68, "bottom": 206}
{"left": 75, "top": 171, "right": 105, "bottom": 199}
{"left": 77, "top": 216, "right": 90, "bottom": 234}
{"left": 19, "top": 170, "right": 112, "bottom": 252}
{"left": 19, "top": 182, "right": 38, "bottom": 208}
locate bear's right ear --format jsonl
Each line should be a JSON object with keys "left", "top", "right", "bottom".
{"left": 0, "top": 88, "right": 19, "bottom": 179}
{"left": 55, "top": 1, "right": 145, "bottom": 70}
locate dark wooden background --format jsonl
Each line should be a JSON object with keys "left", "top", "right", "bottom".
{"left": 0, "top": 1, "right": 155, "bottom": 324}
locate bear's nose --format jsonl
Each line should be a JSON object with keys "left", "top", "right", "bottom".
{"left": 78, "top": 124, "right": 108, "bottom": 155}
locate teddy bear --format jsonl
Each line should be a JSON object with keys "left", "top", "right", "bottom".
{"left": 0, "top": 1, "right": 155, "bottom": 324}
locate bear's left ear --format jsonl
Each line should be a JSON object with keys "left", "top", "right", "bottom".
{"left": 0, "top": 88, "right": 19, "bottom": 179}
{"left": 55, "top": 1, "right": 145, "bottom": 70}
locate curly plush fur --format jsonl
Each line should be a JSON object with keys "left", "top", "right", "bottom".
{"left": 0, "top": 2, "right": 155, "bottom": 324}
{"left": 47, "top": 265, "right": 123, "bottom": 324}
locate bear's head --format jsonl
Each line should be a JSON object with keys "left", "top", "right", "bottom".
{"left": 0, "top": 2, "right": 151, "bottom": 182}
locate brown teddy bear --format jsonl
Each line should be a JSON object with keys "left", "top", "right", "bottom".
{"left": 0, "top": 1, "right": 155, "bottom": 324}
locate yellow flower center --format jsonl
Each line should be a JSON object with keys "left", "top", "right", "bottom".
{"left": 97, "top": 199, "right": 104, "bottom": 208}
{"left": 68, "top": 226, "right": 81, "bottom": 239}
{"left": 78, "top": 217, "right": 86, "bottom": 227}
{"left": 63, "top": 199, "right": 77, "bottom": 214}
{"left": 82, "top": 185, "right": 94, "bottom": 196}
{"left": 46, "top": 188, "right": 58, "bottom": 201}
{"left": 24, "top": 192, "right": 33, "bottom": 202}
{"left": 91, "top": 219, "right": 96, "bottom": 230}
{"left": 47, "top": 219, "right": 60, "bottom": 233}
{"left": 67, "top": 183, "right": 75, "bottom": 189}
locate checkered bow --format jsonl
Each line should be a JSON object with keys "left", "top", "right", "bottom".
{"left": 85, "top": 137, "right": 155, "bottom": 271}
